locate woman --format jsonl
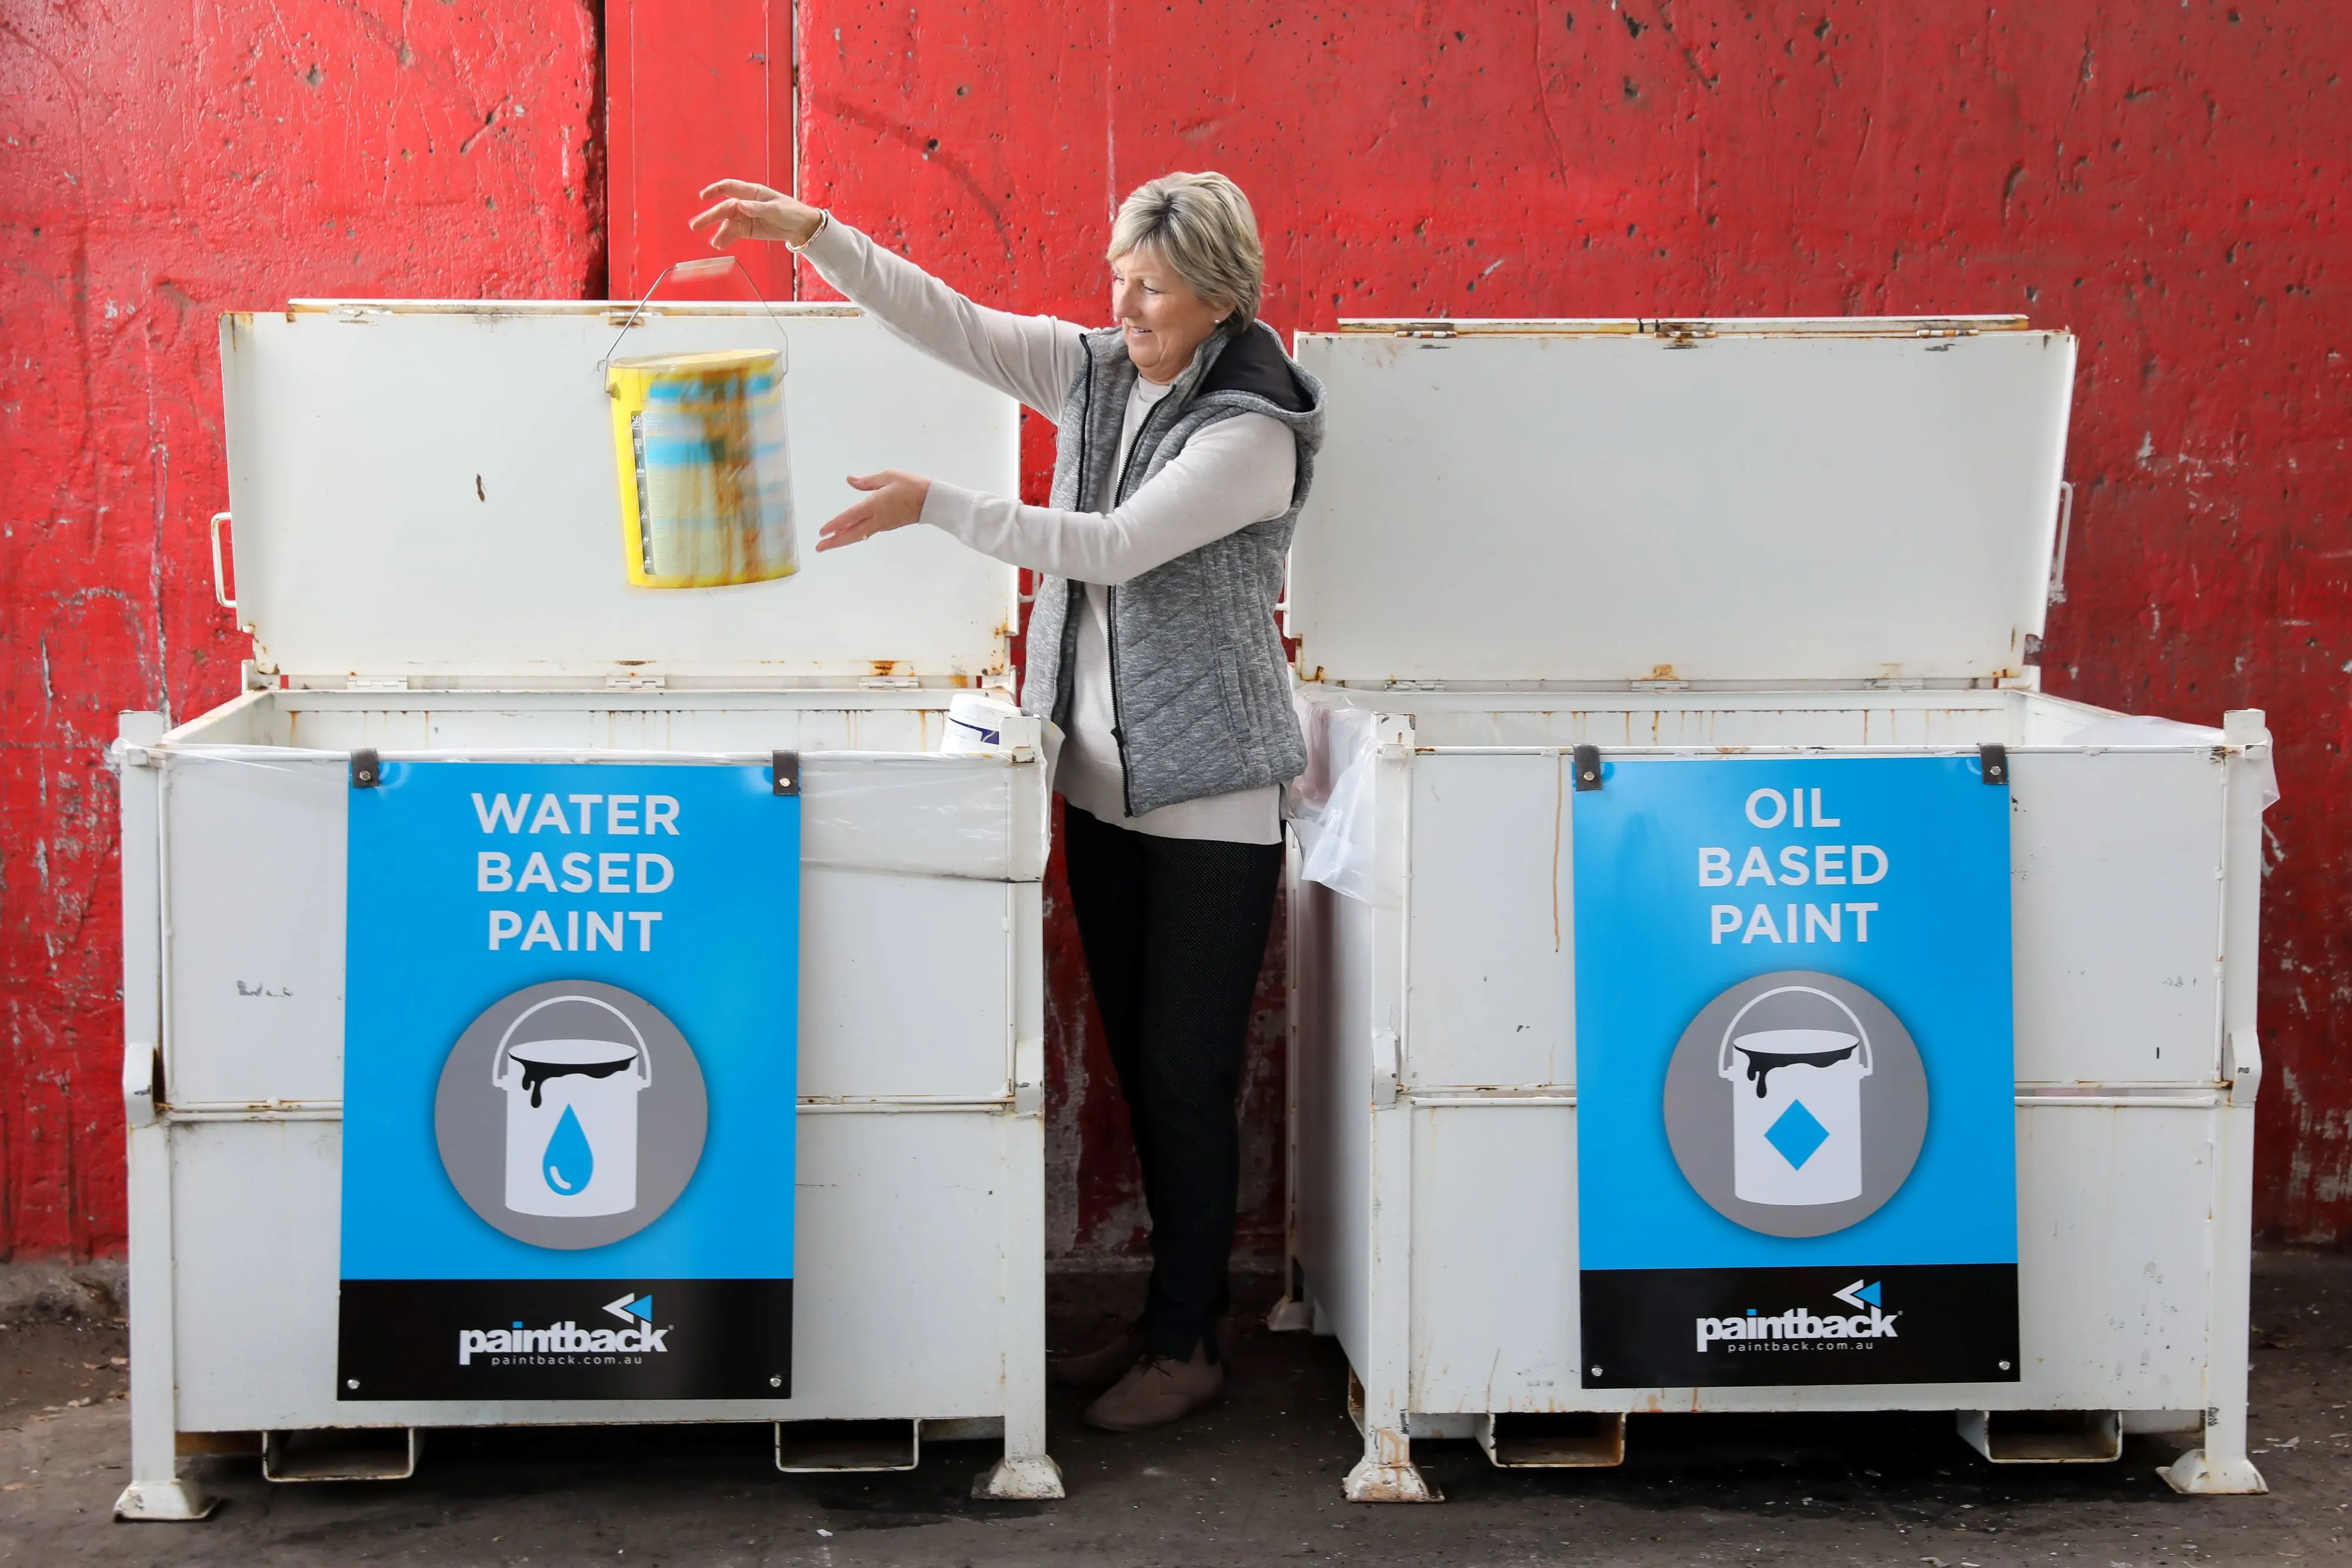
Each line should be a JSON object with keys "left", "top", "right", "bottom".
{"left": 689, "top": 172, "right": 1324, "bottom": 1432}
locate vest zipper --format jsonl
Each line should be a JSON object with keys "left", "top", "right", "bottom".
{"left": 1102, "top": 358, "right": 1196, "bottom": 820}
{"left": 1107, "top": 583, "right": 1134, "bottom": 817}
{"left": 1053, "top": 353, "right": 1097, "bottom": 730}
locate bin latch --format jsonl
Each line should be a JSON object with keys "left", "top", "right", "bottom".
{"left": 1572, "top": 745, "right": 1603, "bottom": 791}
{"left": 1977, "top": 743, "right": 2009, "bottom": 786}
{"left": 350, "top": 748, "right": 382, "bottom": 789}
{"left": 771, "top": 750, "right": 800, "bottom": 797}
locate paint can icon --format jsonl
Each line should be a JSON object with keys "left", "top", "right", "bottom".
{"left": 493, "top": 995, "right": 653, "bottom": 1218}
{"left": 1717, "top": 987, "right": 1873, "bottom": 1206}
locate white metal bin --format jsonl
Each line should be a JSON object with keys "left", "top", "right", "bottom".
{"left": 1272, "top": 317, "right": 2273, "bottom": 1503}
{"left": 112, "top": 300, "right": 1063, "bottom": 1519}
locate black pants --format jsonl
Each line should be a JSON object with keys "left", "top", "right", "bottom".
{"left": 1063, "top": 805, "right": 1284, "bottom": 1362}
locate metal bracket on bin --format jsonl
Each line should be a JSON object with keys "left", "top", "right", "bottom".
{"left": 1371, "top": 1030, "right": 1402, "bottom": 1108}
{"left": 2224, "top": 1029, "right": 2264, "bottom": 1104}
{"left": 350, "top": 748, "right": 382, "bottom": 789}
{"left": 1013, "top": 1036, "right": 1045, "bottom": 1116}
{"left": 123, "top": 1041, "right": 162, "bottom": 1129}
{"left": 1572, "top": 744, "right": 1603, "bottom": 791}
{"left": 1957, "top": 1409, "right": 2121, "bottom": 1464}
{"left": 774, "top": 1418, "right": 919, "bottom": 1473}
{"left": 771, "top": 750, "right": 800, "bottom": 797}
{"left": 1978, "top": 743, "right": 2009, "bottom": 785}
{"left": 262, "top": 1426, "right": 420, "bottom": 1483}
{"left": 1477, "top": 1411, "right": 1627, "bottom": 1469}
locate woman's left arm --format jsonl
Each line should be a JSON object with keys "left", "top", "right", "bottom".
{"left": 821, "top": 414, "right": 1297, "bottom": 579}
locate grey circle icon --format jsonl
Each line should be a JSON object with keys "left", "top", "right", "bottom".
{"left": 1662, "top": 970, "right": 1927, "bottom": 1239}
{"left": 434, "top": 980, "right": 708, "bottom": 1249}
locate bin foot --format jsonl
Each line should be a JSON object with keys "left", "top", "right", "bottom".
{"left": 1343, "top": 1455, "right": 1441, "bottom": 1503}
{"left": 113, "top": 1477, "right": 217, "bottom": 1522}
{"left": 1266, "top": 1295, "right": 1312, "bottom": 1333}
{"left": 973, "top": 1454, "right": 1065, "bottom": 1500}
{"left": 2159, "top": 1448, "right": 2268, "bottom": 1495}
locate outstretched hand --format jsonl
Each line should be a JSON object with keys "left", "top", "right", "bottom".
{"left": 817, "top": 472, "right": 934, "bottom": 553}
{"left": 689, "top": 179, "right": 826, "bottom": 249}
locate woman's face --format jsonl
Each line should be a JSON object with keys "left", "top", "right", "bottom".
{"left": 1110, "top": 247, "right": 1229, "bottom": 383}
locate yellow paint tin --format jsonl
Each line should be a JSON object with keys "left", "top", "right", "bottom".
{"left": 605, "top": 347, "right": 798, "bottom": 589}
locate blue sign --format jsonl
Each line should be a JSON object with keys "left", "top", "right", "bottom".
{"left": 1573, "top": 755, "right": 2018, "bottom": 1387}
{"left": 339, "top": 760, "right": 799, "bottom": 1400}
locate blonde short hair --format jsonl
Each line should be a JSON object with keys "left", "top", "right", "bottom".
{"left": 1107, "top": 172, "right": 1264, "bottom": 337}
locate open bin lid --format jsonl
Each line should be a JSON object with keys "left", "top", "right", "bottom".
{"left": 218, "top": 302, "right": 1020, "bottom": 688}
{"left": 1287, "top": 317, "right": 2076, "bottom": 687}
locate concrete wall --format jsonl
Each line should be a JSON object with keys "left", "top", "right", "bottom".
{"left": 1, "top": 1, "right": 2344, "bottom": 1261}
{"left": 783, "top": 0, "right": 2351, "bottom": 1254}
{"left": 0, "top": 1, "right": 603, "bottom": 1255}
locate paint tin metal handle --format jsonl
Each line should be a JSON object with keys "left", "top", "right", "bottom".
{"left": 599, "top": 255, "right": 791, "bottom": 387}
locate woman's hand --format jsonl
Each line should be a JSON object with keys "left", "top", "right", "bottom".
{"left": 689, "top": 179, "right": 825, "bottom": 249}
{"left": 816, "top": 472, "right": 934, "bottom": 553}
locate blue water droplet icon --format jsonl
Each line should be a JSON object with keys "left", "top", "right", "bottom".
{"left": 542, "top": 1104, "right": 595, "bottom": 1196}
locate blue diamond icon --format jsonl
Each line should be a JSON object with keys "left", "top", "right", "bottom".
{"left": 1764, "top": 1101, "right": 1830, "bottom": 1169}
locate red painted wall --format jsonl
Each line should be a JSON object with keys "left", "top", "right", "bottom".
{"left": 1, "top": 2, "right": 2345, "bottom": 1263}
{"left": 788, "top": 0, "right": 2352, "bottom": 1253}
{"left": 607, "top": 0, "right": 793, "bottom": 298}
{"left": 0, "top": 2, "right": 602, "bottom": 1256}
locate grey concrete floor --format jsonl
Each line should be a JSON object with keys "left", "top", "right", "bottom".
{"left": 1, "top": 1251, "right": 2346, "bottom": 1566}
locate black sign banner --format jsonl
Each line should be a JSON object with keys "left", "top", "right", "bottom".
{"left": 339, "top": 1278, "right": 793, "bottom": 1401}
{"left": 1580, "top": 1263, "right": 2017, "bottom": 1389}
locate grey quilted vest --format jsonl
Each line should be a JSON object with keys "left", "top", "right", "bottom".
{"left": 1019, "top": 320, "right": 1326, "bottom": 817}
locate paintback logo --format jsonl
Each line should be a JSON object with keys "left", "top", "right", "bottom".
{"left": 456, "top": 1292, "right": 670, "bottom": 1366}
{"left": 1693, "top": 1278, "right": 1900, "bottom": 1354}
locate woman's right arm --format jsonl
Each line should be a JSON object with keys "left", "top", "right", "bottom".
{"left": 691, "top": 180, "right": 1084, "bottom": 420}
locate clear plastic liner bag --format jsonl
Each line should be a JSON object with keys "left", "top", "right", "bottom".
{"left": 1287, "top": 699, "right": 1386, "bottom": 904}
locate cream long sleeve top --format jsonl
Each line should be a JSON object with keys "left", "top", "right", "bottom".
{"left": 798, "top": 218, "right": 1293, "bottom": 844}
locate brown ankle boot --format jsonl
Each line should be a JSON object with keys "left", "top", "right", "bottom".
{"left": 1048, "top": 1329, "right": 1143, "bottom": 1390}
{"left": 1081, "top": 1345, "right": 1224, "bottom": 1432}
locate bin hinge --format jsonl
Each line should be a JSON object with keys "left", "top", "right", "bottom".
{"left": 771, "top": 751, "right": 800, "bottom": 797}
{"left": 346, "top": 676, "right": 409, "bottom": 692}
{"left": 1977, "top": 743, "right": 2009, "bottom": 785}
{"left": 1573, "top": 744, "right": 1603, "bottom": 791}
{"left": 350, "top": 748, "right": 382, "bottom": 788}
{"left": 606, "top": 674, "right": 665, "bottom": 691}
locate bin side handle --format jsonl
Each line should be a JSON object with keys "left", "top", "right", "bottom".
{"left": 2047, "top": 480, "right": 2074, "bottom": 606}
{"left": 208, "top": 511, "right": 236, "bottom": 611}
